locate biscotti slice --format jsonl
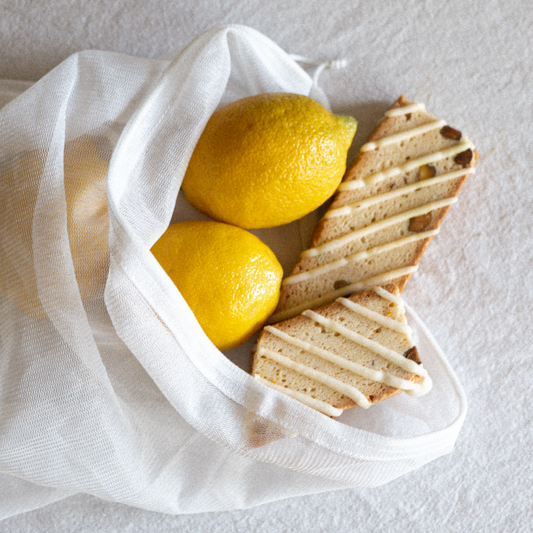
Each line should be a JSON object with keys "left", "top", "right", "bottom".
{"left": 271, "top": 95, "right": 478, "bottom": 323}
{"left": 252, "top": 285, "right": 432, "bottom": 417}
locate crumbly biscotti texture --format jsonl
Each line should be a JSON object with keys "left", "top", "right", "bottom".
{"left": 252, "top": 285, "right": 430, "bottom": 417}
{"left": 271, "top": 95, "right": 478, "bottom": 323}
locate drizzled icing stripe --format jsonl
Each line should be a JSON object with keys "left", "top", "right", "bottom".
{"left": 339, "top": 140, "right": 475, "bottom": 191}
{"left": 360, "top": 119, "right": 446, "bottom": 152}
{"left": 326, "top": 167, "right": 476, "bottom": 219}
{"left": 268, "top": 266, "right": 417, "bottom": 324}
{"left": 264, "top": 325, "right": 421, "bottom": 393}
{"left": 302, "top": 309, "right": 427, "bottom": 378}
{"left": 282, "top": 229, "right": 438, "bottom": 286}
{"left": 372, "top": 286, "right": 402, "bottom": 305}
{"left": 257, "top": 347, "right": 371, "bottom": 408}
{"left": 384, "top": 102, "right": 426, "bottom": 117}
{"left": 302, "top": 197, "right": 457, "bottom": 258}
{"left": 254, "top": 375, "right": 343, "bottom": 417}
{"left": 336, "top": 297, "right": 412, "bottom": 335}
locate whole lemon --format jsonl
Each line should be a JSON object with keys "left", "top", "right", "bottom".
{"left": 181, "top": 93, "right": 357, "bottom": 229}
{"left": 150, "top": 220, "right": 283, "bottom": 350}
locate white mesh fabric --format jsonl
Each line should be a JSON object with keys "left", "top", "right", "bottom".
{"left": 0, "top": 25, "right": 467, "bottom": 518}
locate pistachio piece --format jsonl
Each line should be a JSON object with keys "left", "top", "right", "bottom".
{"left": 440, "top": 125, "right": 462, "bottom": 140}
{"left": 454, "top": 148, "right": 473, "bottom": 167}
{"left": 418, "top": 164, "right": 437, "bottom": 181}
{"left": 403, "top": 346, "right": 421, "bottom": 364}
{"left": 333, "top": 279, "right": 351, "bottom": 290}
{"left": 409, "top": 213, "right": 432, "bottom": 232}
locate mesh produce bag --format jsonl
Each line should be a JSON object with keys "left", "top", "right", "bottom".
{"left": 0, "top": 25, "right": 467, "bottom": 518}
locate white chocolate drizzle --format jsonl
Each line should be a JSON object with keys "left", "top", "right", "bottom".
{"left": 302, "top": 197, "right": 456, "bottom": 258}
{"left": 263, "top": 326, "right": 421, "bottom": 395}
{"left": 302, "top": 309, "right": 427, "bottom": 377}
{"left": 338, "top": 140, "right": 474, "bottom": 192}
{"left": 269, "top": 266, "right": 417, "bottom": 324}
{"left": 257, "top": 347, "right": 372, "bottom": 409}
{"left": 384, "top": 102, "right": 426, "bottom": 117}
{"left": 282, "top": 229, "right": 438, "bottom": 286}
{"left": 360, "top": 119, "right": 446, "bottom": 152}
{"left": 372, "top": 285, "right": 403, "bottom": 305}
{"left": 336, "top": 297, "right": 411, "bottom": 335}
{"left": 327, "top": 167, "right": 475, "bottom": 218}
{"left": 257, "top": 287, "right": 432, "bottom": 411}
{"left": 254, "top": 375, "right": 343, "bottom": 417}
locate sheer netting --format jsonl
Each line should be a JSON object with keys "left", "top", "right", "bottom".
{"left": 0, "top": 25, "right": 466, "bottom": 518}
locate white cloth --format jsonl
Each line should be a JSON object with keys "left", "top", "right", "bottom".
{"left": 1, "top": 1, "right": 532, "bottom": 531}
{"left": 0, "top": 25, "right": 465, "bottom": 519}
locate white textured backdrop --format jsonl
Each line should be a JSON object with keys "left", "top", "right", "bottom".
{"left": 1, "top": 0, "right": 531, "bottom": 531}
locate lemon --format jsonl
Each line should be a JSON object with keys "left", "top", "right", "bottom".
{"left": 181, "top": 92, "right": 357, "bottom": 229}
{"left": 0, "top": 137, "right": 109, "bottom": 319}
{"left": 151, "top": 220, "right": 283, "bottom": 350}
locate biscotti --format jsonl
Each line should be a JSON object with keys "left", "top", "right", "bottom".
{"left": 252, "top": 285, "right": 432, "bottom": 417}
{"left": 270, "top": 95, "right": 478, "bottom": 323}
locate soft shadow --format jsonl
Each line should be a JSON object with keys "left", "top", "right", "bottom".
{"left": 333, "top": 100, "right": 391, "bottom": 166}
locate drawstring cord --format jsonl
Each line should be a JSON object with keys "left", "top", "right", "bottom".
{"left": 289, "top": 55, "right": 348, "bottom": 86}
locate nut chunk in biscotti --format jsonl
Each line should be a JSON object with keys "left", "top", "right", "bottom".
{"left": 252, "top": 285, "right": 432, "bottom": 417}
{"left": 271, "top": 95, "right": 478, "bottom": 323}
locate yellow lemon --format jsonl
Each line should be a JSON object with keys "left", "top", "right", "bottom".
{"left": 0, "top": 137, "right": 109, "bottom": 320}
{"left": 181, "top": 92, "right": 357, "bottom": 229}
{"left": 151, "top": 220, "right": 283, "bottom": 350}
